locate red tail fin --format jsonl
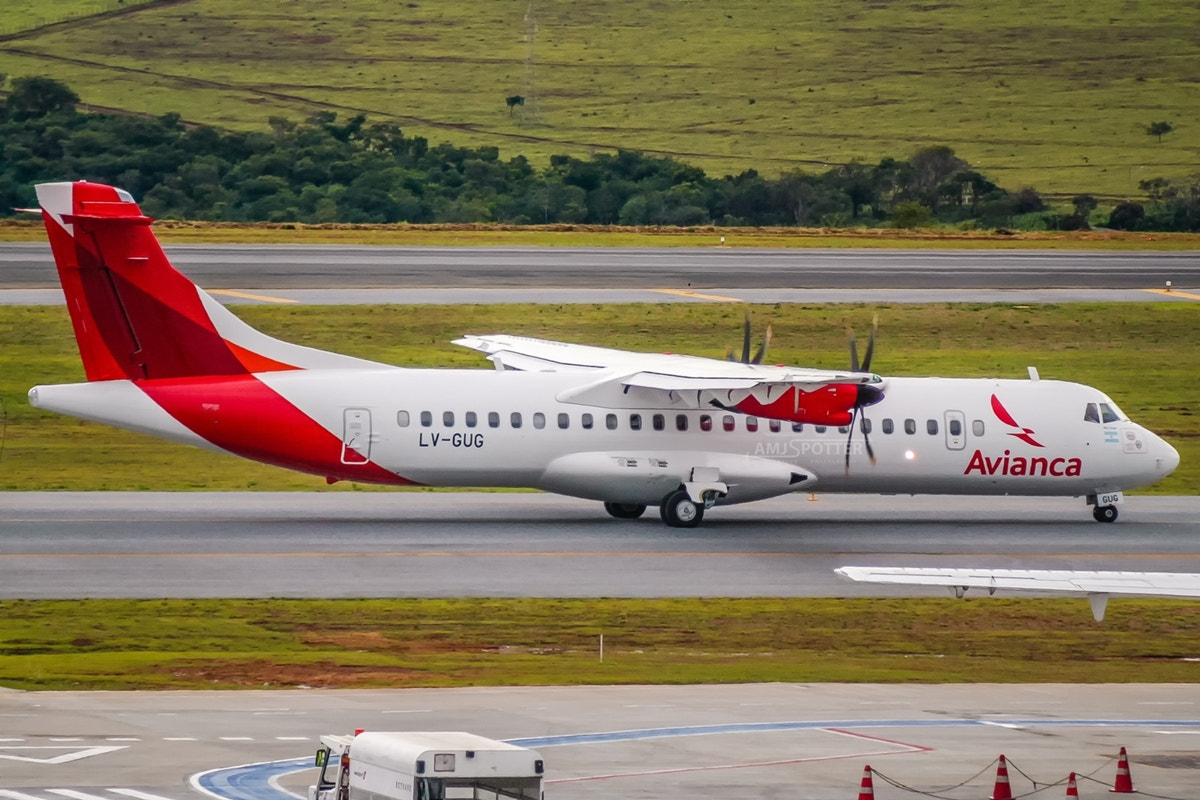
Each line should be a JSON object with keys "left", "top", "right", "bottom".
{"left": 37, "top": 181, "right": 380, "bottom": 381}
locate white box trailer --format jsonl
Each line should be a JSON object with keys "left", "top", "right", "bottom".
{"left": 311, "top": 731, "right": 544, "bottom": 800}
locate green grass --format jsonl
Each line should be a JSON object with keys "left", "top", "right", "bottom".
{"left": 2, "top": 597, "right": 1199, "bottom": 690}
{"left": 3, "top": 218, "right": 1200, "bottom": 247}
{"left": 2, "top": 0, "right": 1198, "bottom": 196}
{"left": 0, "top": 302, "right": 1196, "bottom": 493}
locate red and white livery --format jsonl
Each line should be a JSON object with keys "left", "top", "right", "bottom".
{"left": 29, "top": 181, "right": 1180, "bottom": 526}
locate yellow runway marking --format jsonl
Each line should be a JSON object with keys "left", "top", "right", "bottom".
{"left": 209, "top": 289, "right": 298, "bottom": 304}
{"left": 651, "top": 288, "right": 744, "bottom": 303}
{"left": 1145, "top": 288, "right": 1200, "bottom": 301}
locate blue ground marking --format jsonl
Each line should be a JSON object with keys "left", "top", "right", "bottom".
{"left": 505, "top": 718, "right": 1200, "bottom": 748}
{"left": 194, "top": 719, "right": 1200, "bottom": 799}
{"left": 195, "top": 756, "right": 312, "bottom": 800}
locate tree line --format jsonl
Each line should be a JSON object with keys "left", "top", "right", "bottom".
{"left": 2, "top": 76, "right": 1197, "bottom": 231}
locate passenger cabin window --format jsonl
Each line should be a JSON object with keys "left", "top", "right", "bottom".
{"left": 443, "top": 411, "right": 455, "bottom": 427}
{"left": 677, "top": 414, "right": 689, "bottom": 432}
{"left": 465, "top": 411, "right": 477, "bottom": 428}
{"left": 397, "top": 411, "right": 411, "bottom": 427}
{"left": 1100, "top": 403, "right": 1120, "bottom": 423}
{"left": 904, "top": 418, "right": 916, "bottom": 435}
{"left": 652, "top": 414, "right": 665, "bottom": 431}
{"left": 837, "top": 426, "right": 849, "bottom": 434}
{"left": 815, "top": 425, "right": 827, "bottom": 434}
{"left": 972, "top": 420, "right": 984, "bottom": 436}
{"left": 746, "top": 416, "right": 759, "bottom": 432}
{"left": 926, "top": 419, "right": 938, "bottom": 435}
{"left": 606, "top": 413, "right": 618, "bottom": 430}
{"left": 882, "top": 418, "right": 894, "bottom": 434}
{"left": 488, "top": 411, "right": 500, "bottom": 428}
{"left": 533, "top": 412, "right": 546, "bottom": 429}
{"left": 557, "top": 412, "right": 570, "bottom": 429}
{"left": 949, "top": 419, "right": 963, "bottom": 436}
{"left": 861, "top": 418, "right": 872, "bottom": 434}
{"left": 1084, "top": 403, "right": 1100, "bottom": 423}
{"left": 792, "top": 422, "right": 804, "bottom": 433}
{"left": 723, "top": 415, "right": 735, "bottom": 432}
{"left": 700, "top": 414, "right": 713, "bottom": 432}
{"left": 769, "top": 419, "right": 781, "bottom": 433}
{"left": 510, "top": 412, "right": 523, "bottom": 429}
{"left": 420, "top": 411, "right": 433, "bottom": 427}
{"left": 630, "top": 413, "right": 642, "bottom": 431}
{"left": 582, "top": 413, "right": 594, "bottom": 429}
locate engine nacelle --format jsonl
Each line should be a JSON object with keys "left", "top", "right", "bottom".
{"left": 729, "top": 384, "right": 882, "bottom": 426}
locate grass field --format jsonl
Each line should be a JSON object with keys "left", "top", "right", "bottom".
{"left": 3, "top": 219, "right": 1200, "bottom": 247}
{"left": 3, "top": 597, "right": 1199, "bottom": 690}
{"left": 1, "top": 0, "right": 1197, "bottom": 197}
{"left": 0, "top": 301, "right": 1195, "bottom": 493}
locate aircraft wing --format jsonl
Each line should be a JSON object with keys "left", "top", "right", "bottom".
{"left": 453, "top": 334, "right": 880, "bottom": 391}
{"left": 835, "top": 566, "right": 1200, "bottom": 621}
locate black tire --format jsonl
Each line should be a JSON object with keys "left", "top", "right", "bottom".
{"left": 604, "top": 501, "right": 647, "bottom": 520}
{"left": 659, "top": 489, "right": 704, "bottom": 528}
{"left": 1093, "top": 504, "right": 1119, "bottom": 523}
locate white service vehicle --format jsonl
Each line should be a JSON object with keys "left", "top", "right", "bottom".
{"left": 311, "top": 731, "right": 544, "bottom": 800}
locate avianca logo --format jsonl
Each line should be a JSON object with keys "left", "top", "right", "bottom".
{"left": 990, "top": 394, "right": 1044, "bottom": 447}
{"left": 964, "top": 449, "right": 1082, "bottom": 477}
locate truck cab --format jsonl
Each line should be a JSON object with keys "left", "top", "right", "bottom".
{"left": 311, "top": 731, "right": 544, "bottom": 800}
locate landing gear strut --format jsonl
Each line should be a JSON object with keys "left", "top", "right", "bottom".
{"left": 659, "top": 488, "right": 703, "bottom": 528}
{"left": 1093, "top": 504, "right": 1118, "bottom": 523}
{"left": 604, "top": 501, "right": 647, "bottom": 520}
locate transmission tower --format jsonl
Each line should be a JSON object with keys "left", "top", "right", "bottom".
{"left": 522, "top": 0, "right": 541, "bottom": 124}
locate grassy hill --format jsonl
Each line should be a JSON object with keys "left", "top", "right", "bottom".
{"left": 1, "top": 0, "right": 1196, "bottom": 198}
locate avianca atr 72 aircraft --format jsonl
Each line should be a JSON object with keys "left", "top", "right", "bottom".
{"left": 28, "top": 181, "right": 1180, "bottom": 527}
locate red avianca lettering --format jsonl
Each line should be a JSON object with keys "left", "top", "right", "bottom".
{"left": 964, "top": 449, "right": 1082, "bottom": 477}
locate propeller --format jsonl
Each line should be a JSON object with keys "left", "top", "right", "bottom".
{"left": 844, "top": 314, "right": 882, "bottom": 475}
{"left": 726, "top": 312, "right": 773, "bottom": 365}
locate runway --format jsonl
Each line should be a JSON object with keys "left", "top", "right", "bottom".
{"left": 3, "top": 684, "right": 1199, "bottom": 800}
{"left": 1, "top": 493, "right": 1198, "bottom": 600}
{"left": 2, "top": 242, "right": 1198, "bottom": 291}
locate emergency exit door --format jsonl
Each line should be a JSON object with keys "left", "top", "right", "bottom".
{"left": 944, "top": 410, "right": 966, "bottom": 450}
{"left": 341, "top": 408, "right": 371, "bottom": 464}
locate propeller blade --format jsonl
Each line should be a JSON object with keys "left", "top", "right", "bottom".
{"left": 844, "top": 406, "right": 858, "bottom": 476}
{"left": 741, "top": 313, "right": 752, "bottom": 364}
{"left": 847, "top": 325, "right": 860, "bottom": 372}
{"left": 863, "top": 413, "right": 877, "bottom": 465}
{"left": 861, "top": 314, "right": 878, "bottom": 373}
{"left": 750, "top": 324, "right": 773, "bottom": 365}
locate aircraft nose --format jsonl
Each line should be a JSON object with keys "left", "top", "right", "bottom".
{"left": 1160, "top": 437, "right": 1181, "bottom": 476}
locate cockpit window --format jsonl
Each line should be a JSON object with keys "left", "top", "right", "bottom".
{"left": 1099, "top": 402, "right": 1121, "bottom": 423}
{"left": 1083, "top": 403, "right": 1099, "bottom": 423}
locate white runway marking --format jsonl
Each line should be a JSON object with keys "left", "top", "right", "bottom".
{"left": 107, "top": 790, "right": 180, "bottom": 800}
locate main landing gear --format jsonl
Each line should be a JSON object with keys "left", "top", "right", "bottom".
{"left": 1093, "top": 504, "right": 1118, "bottom": 523}
{"left": 659, "top": 488, "right": 703, "bottom": 528}
{"left": 603, "top": 501, "right": 647, "bottom": 520}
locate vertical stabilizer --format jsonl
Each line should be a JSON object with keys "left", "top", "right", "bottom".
{"left": 36, "top": 181, "right": 383, "bottom": 381}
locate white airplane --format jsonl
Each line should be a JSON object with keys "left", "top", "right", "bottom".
{"left": 835, "top": 566, "right": 1200, "bottom": 620}
{"left": 27, "top": 181, "right": 1180, "bottom": 527}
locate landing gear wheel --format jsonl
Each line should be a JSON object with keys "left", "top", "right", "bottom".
{"left": 659, "top": 489, "right": 703, "bottom": 528}
{"left": 604, "top": 501, "right": 647, "bottom": 520}
{"left": 1093, "top": 504, "right": 1119, "bottom": 523}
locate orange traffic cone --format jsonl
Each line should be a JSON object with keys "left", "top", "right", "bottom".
{"left": 1065, "top": 772, "right": 1079, "bottom": 798}
{"left": 1110, "top": 746, "right": 1137, "bottom": 793}
{"left": 857, "top": 764, "right": 874, "bottom": 799}
{"left": 991, "top": 754, "right": 1014, "bottom": 800}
